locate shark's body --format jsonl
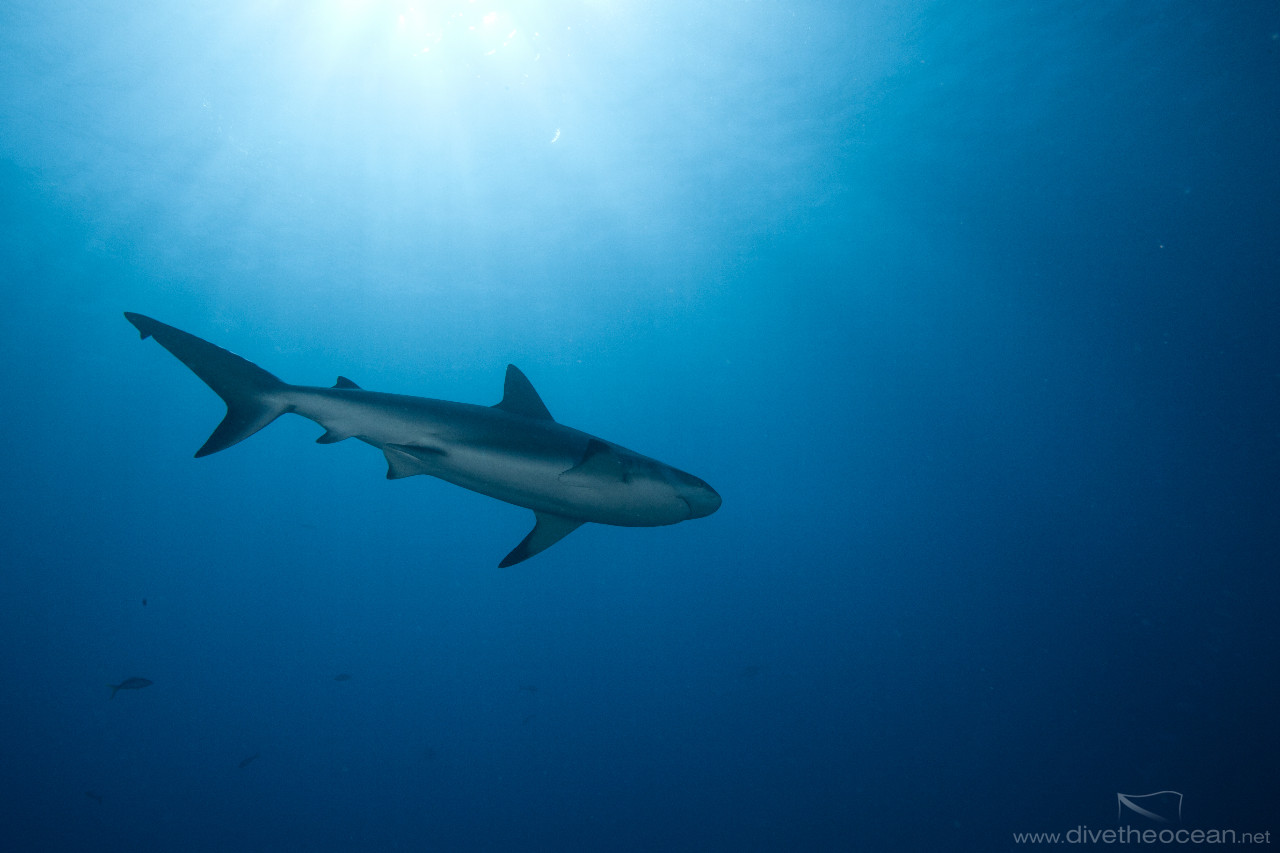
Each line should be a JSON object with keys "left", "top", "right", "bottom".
{"left": 124, "top": 313, "right": 720, "bottom": 566}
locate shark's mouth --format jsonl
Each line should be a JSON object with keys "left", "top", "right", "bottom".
{"left": 678, "top": 496, "right": 694, "bottom": 519}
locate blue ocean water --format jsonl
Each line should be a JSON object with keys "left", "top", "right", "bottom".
{"left": 2, "top": 1, "right": 1277, "bottom": 850}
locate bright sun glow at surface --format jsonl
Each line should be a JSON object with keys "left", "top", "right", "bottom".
{"left": 327, "top": 0, "right": 552, "bottom": 74}
{"left": 293, "top": 0, "right": 582, "bottom": 149}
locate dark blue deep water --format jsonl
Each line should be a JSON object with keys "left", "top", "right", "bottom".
{"left": 2, "top": 2, "right": 1277, "bottom": 850}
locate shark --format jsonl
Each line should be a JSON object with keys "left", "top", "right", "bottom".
{"left": 124, "top": 313, "right": 720, "bottom": 566}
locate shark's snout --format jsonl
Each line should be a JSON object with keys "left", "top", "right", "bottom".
{"left": 678, "top": 476, "right": 722, "bottom": 519}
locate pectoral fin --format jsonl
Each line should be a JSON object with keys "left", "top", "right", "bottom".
{"left": 499, "top": 512, "right": 585, "bottom": 567}
{"left": 560, "top": 439, "right": 628, "bottom": 484}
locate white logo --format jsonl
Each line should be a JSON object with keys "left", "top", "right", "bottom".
{"left": 1117, "top": 791, "right": 1183, "bottom": 823}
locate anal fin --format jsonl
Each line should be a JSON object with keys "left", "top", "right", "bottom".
{"left": 499, "top": 512, "right": 584, "bottom": 567}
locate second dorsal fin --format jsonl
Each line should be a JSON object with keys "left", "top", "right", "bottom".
{"left": 493, "top": 365, "right": 553, "bottom": 421}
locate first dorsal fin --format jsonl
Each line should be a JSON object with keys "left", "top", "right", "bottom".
{"left": 493, "top": 365, "right": 553, "bottom": 421}
{"left": 333, "top": 376, "right": 360, "bottom": 389}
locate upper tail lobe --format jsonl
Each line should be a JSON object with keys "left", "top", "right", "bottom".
{"left": 125, "top": 313, "right": 290, "bottom": 456}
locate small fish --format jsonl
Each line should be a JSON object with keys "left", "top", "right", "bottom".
{"left": 85, "top": 791, "right": 103, "bottom": 804}
{"left": 142, "top": 598, "right": 147, "bottom": 606}
{"left": 108, "top": 677, "right": 153, "bottom": 699}
{"left": 517, "top": 684, "right": 537, "bottom": 693}
{"left": 333, "top": 673, "right": 352, "bottom": 682}
{"left": 238, "top": 753, "right": 260, "bottom": 768}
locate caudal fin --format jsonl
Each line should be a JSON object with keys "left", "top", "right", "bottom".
{"left": 125, "top": 313, "right": 290, "bottom": 456}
